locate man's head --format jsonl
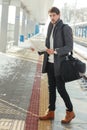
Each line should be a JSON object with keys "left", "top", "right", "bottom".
{"left": 48, "top": 7, "right": 60, "bottom": 24}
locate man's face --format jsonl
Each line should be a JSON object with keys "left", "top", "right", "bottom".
{"left": 49, "top": 12, "right": 60, "bottom": 24}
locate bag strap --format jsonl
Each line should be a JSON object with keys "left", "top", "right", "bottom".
{"left": 62, "top": 24, "right": 73, "bottom": 55}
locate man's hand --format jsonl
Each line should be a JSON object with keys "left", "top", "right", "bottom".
{"left": 46, "top": 49, "right": 55, "bottom": 54}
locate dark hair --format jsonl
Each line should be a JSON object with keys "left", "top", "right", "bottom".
{"left": 48, "top": 7, "right": 60, "bottom": 14}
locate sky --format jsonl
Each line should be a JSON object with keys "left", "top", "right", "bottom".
{"left": 53, "top": 0, "right": 87, "bottom": 9}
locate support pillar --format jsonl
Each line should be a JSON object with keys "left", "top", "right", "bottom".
{"left": 20, "top": 10, "right": 25, "bottom": 42}
{"left": 25, "top": 14, "right": 29, "bottom": 39}
{"left": 14, "top": 6, "right": 20, "bottom": 45}
{"left": 0, "top": 0, "right": 10, "bottom": 52}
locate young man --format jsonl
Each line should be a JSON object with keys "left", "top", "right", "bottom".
{"left": 39, "top": 7, "right": 75, "bottom": 124}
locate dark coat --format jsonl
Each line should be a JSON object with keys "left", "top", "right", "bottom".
{"left": 41, "top": 20, "right": 73, "bottom": 76}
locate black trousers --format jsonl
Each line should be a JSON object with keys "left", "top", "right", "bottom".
{"left": 47, "top": 62, "right": 73, "bottom": 111}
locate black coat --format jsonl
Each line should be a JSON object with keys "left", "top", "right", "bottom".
{"left": 41, "top": 20, "right": 73, "bottom": 76}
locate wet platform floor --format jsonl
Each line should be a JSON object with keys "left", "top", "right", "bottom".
{"left": 0, "top": 47, "right": 87, "bottom": 130}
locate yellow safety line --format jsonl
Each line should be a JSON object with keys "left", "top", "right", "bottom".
{"left": 38, "top": 74, "right": 52, "bottom": 130}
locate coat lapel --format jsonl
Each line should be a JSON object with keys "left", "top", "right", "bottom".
{"left": 53, "top": 20, "right": 63, "bottom": 38}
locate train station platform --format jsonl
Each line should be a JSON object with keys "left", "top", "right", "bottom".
{"left": 0, "top": 37, "right": 87, "bottom": 130}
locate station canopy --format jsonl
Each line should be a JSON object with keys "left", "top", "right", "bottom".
{"left": 21, "top": 0, "right": 54, "bottom": 24}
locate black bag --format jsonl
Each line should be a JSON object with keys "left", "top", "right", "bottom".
{"left": 60, "top": 55, "right": 86, "bottom": 82}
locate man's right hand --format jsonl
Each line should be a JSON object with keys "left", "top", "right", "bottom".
{"left": 46, "top": 48, "right": 55, "bottom": 54}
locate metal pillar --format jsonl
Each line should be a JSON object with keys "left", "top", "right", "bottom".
{"left": 20, "top": 10, "right": 25, "bottom": 42}
{"left": 0, "top": 0, "right": 10, "bottom": 52}
{"left": 25, "top": 14, "right": 29, "bottom": 39}
{"left": 14, "top": 7, "right": 20, "bottom": 45}
{"left": 27, "top": 16, "right": 31, "bottom": 39}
